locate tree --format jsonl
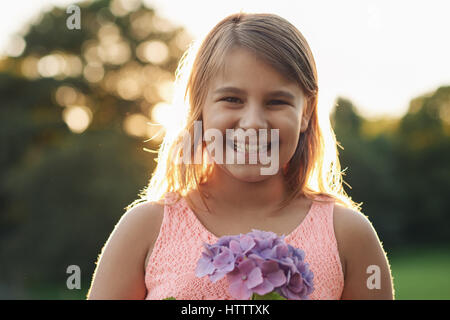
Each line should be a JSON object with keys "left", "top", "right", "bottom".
{"left": 0, "top": 0, "right": 191, "bottom": 297}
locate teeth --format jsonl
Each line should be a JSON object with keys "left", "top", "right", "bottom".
{"left": 233, "top": 142, "right": 269, "bottom": 153}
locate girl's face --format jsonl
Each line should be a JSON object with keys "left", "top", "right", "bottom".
{"left": 201, "top": 47, "right": 309, "bottom": 183}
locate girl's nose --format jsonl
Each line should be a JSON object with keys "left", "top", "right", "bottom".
{"left": 238, "top": 102, "right": 268, "bottom": 131}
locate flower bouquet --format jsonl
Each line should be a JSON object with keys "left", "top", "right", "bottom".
{"left": 195, "top": 229, "right": 314, "bottom": 300}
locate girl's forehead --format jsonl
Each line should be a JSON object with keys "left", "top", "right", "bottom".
{"left": 217, "top": 47, "right": 278, "bottom": 77}
{"left": 209, "top": 48, "right": 303, "bottom": 95}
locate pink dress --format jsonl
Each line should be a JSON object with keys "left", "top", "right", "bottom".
{"left": 145, "top": 192, "right": 345, "bottom": 300}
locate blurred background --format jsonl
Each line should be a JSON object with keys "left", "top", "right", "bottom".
{"left": 0, "top": 0, "right": 449, "bottom": 299}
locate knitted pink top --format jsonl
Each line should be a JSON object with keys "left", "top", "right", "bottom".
{"left": 145, "top": 192, "right": 344, "bottom": 300}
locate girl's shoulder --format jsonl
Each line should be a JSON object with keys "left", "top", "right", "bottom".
{"left": 332, "top": 203, "right": 394, "bottom": 299}
{"left": 123, "top": 200, "right": 165, "bottom": 249}
{"left": 123, "top": 200, "right": 165, "bottom": 272}
{"left": 88, "top": 200, "right": 165, "bottom": 299}
{"left": 332, "top": 203, "right": 373, "bottom": 242}
{"left": 125, "top": 199, "right": 165, "bottom": 223}
{"left": 332, "top": 203, "right": 380, "bottom": 279}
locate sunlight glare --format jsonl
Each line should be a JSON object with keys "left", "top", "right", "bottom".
{"left": 62, "top": 105, "right": 92, "bottom": 134}
{"left": 123, "top": 113, "right": 150, "bottom": 138}
{"left": 150, "top": 102, "right": 182, "bottom": 133}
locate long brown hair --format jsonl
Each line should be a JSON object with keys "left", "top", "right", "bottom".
{"left": 127, "top": 12, "right": 359, "bottom": 212}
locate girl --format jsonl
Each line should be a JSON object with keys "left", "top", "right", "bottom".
{"left": 88, "top": 12, "right": 394, "bottom": 300}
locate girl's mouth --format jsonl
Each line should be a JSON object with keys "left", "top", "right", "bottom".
{"left": 232, "top": 140, "right": 270, "bottom": 153}
{"left": 225, "top": 138, "right": 275, "bottom": 159}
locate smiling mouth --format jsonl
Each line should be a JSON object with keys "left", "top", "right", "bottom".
{"left": 226, "top": 139, "right": 273, "bottom": 154}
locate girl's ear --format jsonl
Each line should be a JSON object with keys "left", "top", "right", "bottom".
{"left": 300, "top": 98, "right": 312, "bottom": 133}
{"left": 300, "top": 116, "right": 310, "bottom": 133}
{"left": 282, "top": 162, "right": 289, "bottom": 175}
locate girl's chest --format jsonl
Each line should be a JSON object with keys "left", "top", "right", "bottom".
{"left": 191, "top": 200, "right": 346, "bottom": 278}
{"left": 194, "top": 201, "right": 312, "bottom": 239}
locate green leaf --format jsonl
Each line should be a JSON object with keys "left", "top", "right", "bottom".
{"left": 252, "top": 292, "right": 287, "bottom": 300}
{"left": 163, "top": 296, "right": 176, "bottom": 300}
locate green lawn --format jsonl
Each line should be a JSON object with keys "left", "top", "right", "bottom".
{"left": 21, "top": 247, "right": 450, "bottom": 300}
{"left": 26, "top": 283, "right": 88, "bottom": 300}
{"left": 389, "top": 247, "right": 450, "bottom": 300}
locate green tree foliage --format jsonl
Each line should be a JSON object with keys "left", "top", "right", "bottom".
{"left": 0, "top": 0, "right": 191, "bottom": 297}
{"left": 332, "top": 87, "right": 450, "bottom": 250}
{"left": 394, "top": 87, "right": 450, "bottom": 245}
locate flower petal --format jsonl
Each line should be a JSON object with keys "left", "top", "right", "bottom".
{"left": 275, "top": 243, "right": 289, "bottom": 258}
{"left": 252, "top": 279, "right": 274, "bottom": 296}
{"left": 266, "top": 269, "right": 287, "bottom": 287}
{"left": 239, "top": 235, "right": 256, "bottom": 253}
{"left": 238, "top": 258, "right": 256, "bottom": 275}
{"left": 213, "top": 247, "right": 234, "bottom": 269}
{"left": 228, "top": 280, "right": 252, "bottom": 300}
{"left": 195, "top": 256, "right": 215, "bottom": 277}
{"left": 260, "top": 260, "right": 279, "bottom": 274}
{"left": 246, "top": 267, "right": 263, "bottom": 289}
{"left": 209, "top": 270, "right": 227, "bottom": 283}
{"left": 229, "top": 240, "right": 242, "bottom": 254}
{"left": 287, "top": 273, "right": 304, "bottom": 293}
{"left": 227, "top": 267, "right": 241, "bottom": 280}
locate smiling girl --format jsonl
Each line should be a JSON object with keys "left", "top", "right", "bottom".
{"left": 88, "top": 12, "right": 394, "bottom": 300}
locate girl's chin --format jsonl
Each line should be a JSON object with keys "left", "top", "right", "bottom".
{"left": 221, "top": 164, "right": 278, "bottom": 183}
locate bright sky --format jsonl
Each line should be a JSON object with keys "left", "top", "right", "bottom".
{"left": 1, "top": 0, "right": 449, "bottom": 119}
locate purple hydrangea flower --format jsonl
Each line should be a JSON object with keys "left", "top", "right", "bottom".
{"left": 195, "top": 243, "right": 236, "bottom": 282}
{"left": 195, "top": 244, "right": 217, "bottom": 277}
{"left": 250, "top": 259, "right": 287, "bottom": 296}
{"left": 227, "top": 258, "right": 263, "bottom": 300}
{"left": 196, "top": 229, "right": 314, "bottom": 300}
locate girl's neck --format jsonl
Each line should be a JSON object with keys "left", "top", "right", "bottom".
{"left": 197, "top": 165, "right": 289, "bottom": 217}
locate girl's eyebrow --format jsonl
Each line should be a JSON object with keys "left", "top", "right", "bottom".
{"left": 213, "top": 86, "right": 296, "bottom": 100}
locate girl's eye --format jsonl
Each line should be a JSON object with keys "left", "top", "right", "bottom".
{"left": 269, "top": 100, "right": 289, "bottom": 106}
{"left": 219, "top": 97, "right": 289, "bottom": 106}
{"left": 221, "top": 97, "right": 242, "bottom": 104}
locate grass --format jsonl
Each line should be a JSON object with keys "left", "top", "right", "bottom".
{"left": 16, "top": 246, "right": 450, "bottom": 300}
{"left": 24, "top": 283, "right": 88, "bottom": 300}
{"left": 388, "top": 246, "right": 450, "bottom": 300}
